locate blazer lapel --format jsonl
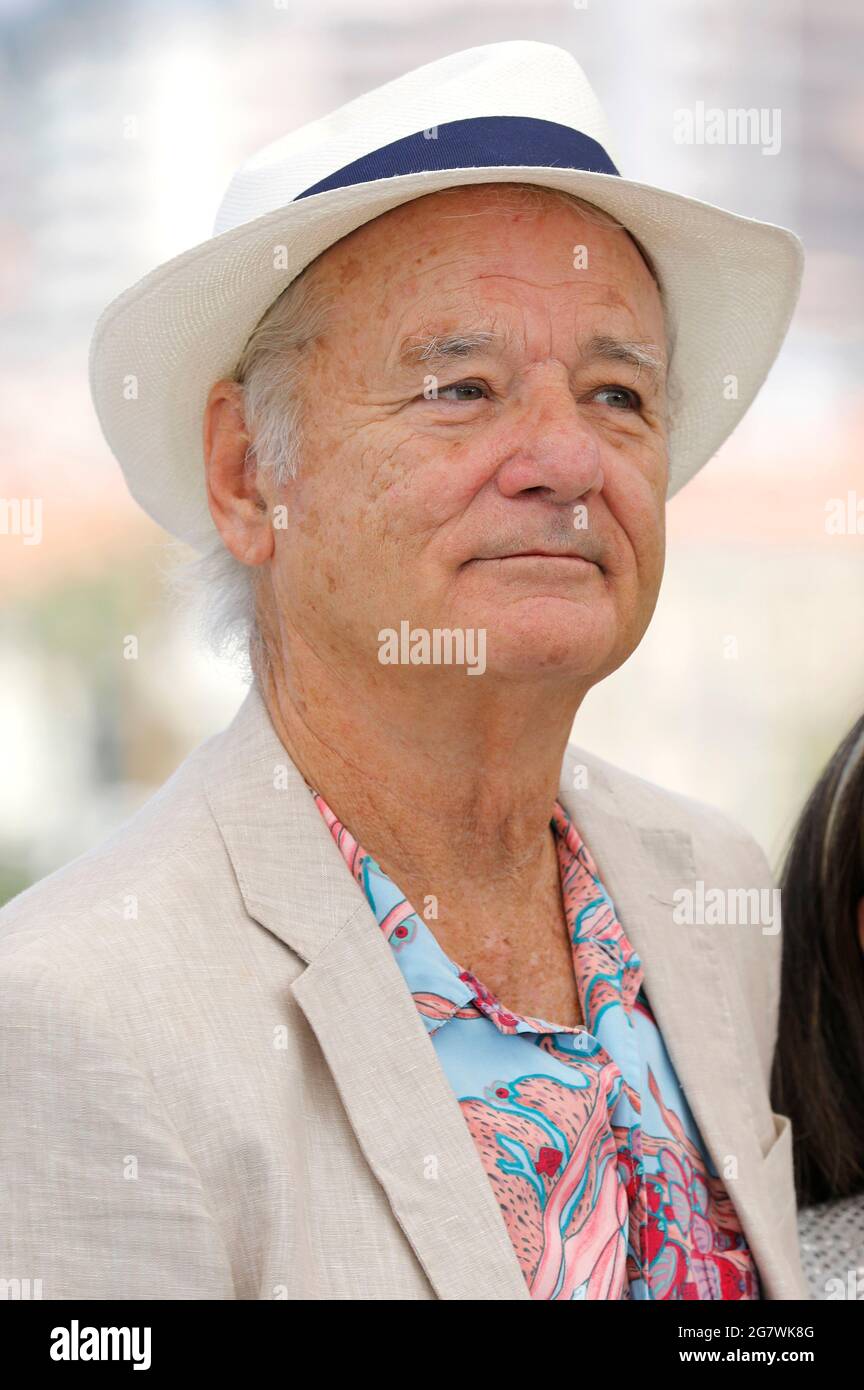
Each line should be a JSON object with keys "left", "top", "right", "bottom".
{"left": 556, "top": 744, "right": 798, "bottom": 1299}
{"left": 205, "top": 681, "right": 530, "bottom": 1300}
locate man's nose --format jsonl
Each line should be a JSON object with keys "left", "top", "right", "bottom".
{"left": 494, "top": 370, "right": 605, "bottom": 505}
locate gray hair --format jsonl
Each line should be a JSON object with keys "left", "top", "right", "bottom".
{"left": 164, "top": 184, "right": 663, "bottom": 682}
{"left": 163, "top": 261, "right": 338, "bottom": 684}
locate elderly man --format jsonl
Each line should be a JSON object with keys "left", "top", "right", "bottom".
{"left": 0, "top": 42, "right": 807, "bottom": 1300}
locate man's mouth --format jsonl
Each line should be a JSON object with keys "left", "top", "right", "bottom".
{"left": 475, "top": 551, "right": 600, "bottom": 568}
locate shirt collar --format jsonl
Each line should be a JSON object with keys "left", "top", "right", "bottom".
{"left": 307, "top": 786, "right": 642, "bottom": 1035}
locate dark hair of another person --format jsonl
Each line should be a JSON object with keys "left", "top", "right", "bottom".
{"left": 771, "top": 713, "right": 864, "bottom": 1207}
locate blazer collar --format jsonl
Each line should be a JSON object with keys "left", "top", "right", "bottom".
{"left": 204, "top": 680, "right": 801, "bottom": 1300}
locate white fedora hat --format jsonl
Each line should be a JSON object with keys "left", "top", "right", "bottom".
{"left": 88, "top": 40, "right": 804, "bottom": 551}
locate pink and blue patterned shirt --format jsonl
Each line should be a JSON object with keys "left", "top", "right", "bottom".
{"left": 310, "top": 786, "right": 761, "bottom": 1301}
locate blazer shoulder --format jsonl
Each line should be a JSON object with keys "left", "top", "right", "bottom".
{"left": 563, "top": 742, "right": 773, "bottom": 873}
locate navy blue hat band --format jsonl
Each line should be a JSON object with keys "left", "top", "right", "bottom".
{"left": 294, "top": 114, "right": 620, "bottom": 201}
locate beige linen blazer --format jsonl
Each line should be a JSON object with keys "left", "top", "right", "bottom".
{"left": 0, "top": 680, "right": 809, "bottom": 1300}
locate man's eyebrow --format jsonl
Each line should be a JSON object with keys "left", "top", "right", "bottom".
{"left": 397, "top": 329, "right": 666, "bottom": 385}
{"left": 586, "top": 334, "right": 667, "bottom": 385}
{"left": 397, "top": 331, "right": 499, "bottom": 366}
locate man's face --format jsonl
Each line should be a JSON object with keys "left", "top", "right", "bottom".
{"left": 265, "top": 184, "right": 669, "bottom": 688}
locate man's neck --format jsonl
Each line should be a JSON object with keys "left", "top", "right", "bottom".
{"left": 256, "top": 650, "right": 583, "bottom": 923}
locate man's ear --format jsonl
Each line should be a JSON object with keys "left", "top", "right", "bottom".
{"left": 203, "top": 379, "right": 274, "bottom": 566}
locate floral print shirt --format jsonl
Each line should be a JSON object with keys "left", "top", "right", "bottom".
{"left": 310, "top": 786, "right": 761, "bottom": 1301}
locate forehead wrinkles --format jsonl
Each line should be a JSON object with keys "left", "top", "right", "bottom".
{"left": 318, "top": 216, "right": 664, "bottom": 372}
{"left": 385, "top": 252, "right": 645, "bottom": 312}
{"left": 324, "top": 186, "right": 651, "bottom": 295}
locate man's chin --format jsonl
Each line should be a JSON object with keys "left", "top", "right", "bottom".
{"left": 466, "top": 622, "right": 622, "bottom": 686}
{"left": 480, "top": 652, "right": 615, "bottom": 687}
{"left": 379, "top": 597, "right": 625, "bottom": 684}
{"left": 469, "top": 598, "right": 619, "bottom": 660}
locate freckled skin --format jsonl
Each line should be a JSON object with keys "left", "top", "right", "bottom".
{"left": 258, "top": 195, "right": 667, "bottom": 683}
{"left": 202, "top": 185, "right": 669, "bottom": 1022}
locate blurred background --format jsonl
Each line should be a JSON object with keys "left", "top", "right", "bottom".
{"left": 1, "top": 0, "right": 862, "bottom": 902}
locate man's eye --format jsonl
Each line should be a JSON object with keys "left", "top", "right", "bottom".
{"left": 434, "top": 380, "right": 489, "bottom": 402}
{"left": 592, "top": 385, "right": 642, "bottom": 410}
{"left": 425, "top": 380, "right": 641, "bottom": 409}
